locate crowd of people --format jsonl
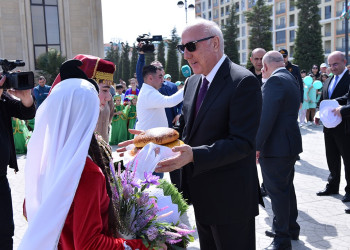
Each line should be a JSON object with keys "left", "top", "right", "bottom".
{"left": 1, "top": 18, "right": 350, "bottom": 250}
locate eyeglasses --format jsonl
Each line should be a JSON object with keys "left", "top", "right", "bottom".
{"left": 312, "top": 67, "right": 318, "bottom": 69}
{"left": 282, "top": 54, "right": 287, "bottom": 58}
{"left": 177, "top": 36, "right": 215, "bottom": 53}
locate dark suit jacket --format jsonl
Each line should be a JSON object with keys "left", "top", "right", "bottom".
{"left": 286, "top": 61, "right": 303, "bottom": 104}
{"left": 256, "top": 68, "right": 302, "bottom": 157}
{"left": 335, "top": 73, "right": 350, "bottom": 134}
{"left": 178, "top": 57, "right": 262, "bottom": 225}
{"left": 321, "top": 70, "right": 350, "bottom": 135}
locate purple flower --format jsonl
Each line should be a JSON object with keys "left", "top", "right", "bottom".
{"left": 172, "top": 226, "right": 196, "bottom": 236}
{"left": 178, "top": 223, "right": 189, "bottom": 230}
{"left": 146, "top": 226, "right": 159, "bottom": 241}
{"left": 123, "top": 184, "right": 133, "bottom": 199}
{"left": 166, "top": 238, "right": 183, "bottom": 244}
{"left": 163, "top": 231, "right": 182, "bottom": 238}
{"left": 141, "top": 172, "right": 160, "bottom": 188}
{"left": 137, "top": 192, "right": 149, "bottom": 206}
{"left": 130, "top": 179, "right": 141, "bottom": 188}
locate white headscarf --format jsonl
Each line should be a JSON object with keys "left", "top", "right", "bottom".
{"left": 19, "top": 78, "right": 100, "bottom": 250}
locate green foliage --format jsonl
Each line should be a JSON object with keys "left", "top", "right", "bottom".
{"left": 121, "top": 43, "right": 131, "bottom": 82}
{"left": 36, "top": 49, "right": 66, "bottom": 85}
{"left": 224, "top": 3, "right": 240, "bottom": 64}
{"left": 145, "top": 52, "right": 156, "bottom": 66}
{"left": 245, "top": 0, "right": 273, "bottom": 52}
{"left": 166, "top": 27, "right": 180, "bottom": 82}
{"left": 157, "top": 40, "right": 166, "bottom": 68}
{"left": 105, "top": 43, "right": 120, "bottom": 83}
{"left": 293, "top": 0, "right": 324, "bottom": 71}
{"left": 130, "top": 44, "right": 138, "bottom": 79}
{"left": 157, "top": 179, "right": 189, "bottom": 216}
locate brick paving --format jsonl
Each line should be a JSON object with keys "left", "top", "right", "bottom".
{"left": 8, "top": 124, "right": 350, "bottom": 249}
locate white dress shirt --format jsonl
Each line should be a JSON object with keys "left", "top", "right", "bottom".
{"left": 135, "top": 83, "right": 184, "bottom": 130}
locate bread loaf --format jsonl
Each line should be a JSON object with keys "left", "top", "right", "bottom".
{"left": 134, "top": 127, "right": 179, "bottom": 148}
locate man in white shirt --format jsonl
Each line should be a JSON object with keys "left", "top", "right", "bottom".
{"left": 135, "top": 65, "right": 184, "bottom": 131}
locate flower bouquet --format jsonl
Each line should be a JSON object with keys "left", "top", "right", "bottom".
{"left": 108, "top": 161, "right": 195, "bottom": 249}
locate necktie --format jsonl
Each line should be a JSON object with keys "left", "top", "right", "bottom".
{"left": 195, "top": 77, "right": 209, "bottom": 115}
{"left": 328, "top": 75, "right": 339, "bottom": 98}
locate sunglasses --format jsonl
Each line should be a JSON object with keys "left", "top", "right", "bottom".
{"left": 282, "top": 54, "right": 287, "bottom": 58}
{"left": 312, "top": 67, "right": 318, "bottom": 69}
{"left": 177, "top": 36, "right": 215, "bottom": 53}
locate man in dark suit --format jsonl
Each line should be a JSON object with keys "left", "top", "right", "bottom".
{"left": 333, "top": 79, "right": 350, "bottom": 214}
{"left": 156, "top": 19, "right": 263, "bottom": 250}
{"left": 256, "top": 51, "right": 302, "bottom": 250}
{"left": 317, "top": 51, "right": 350, "bottom": 203}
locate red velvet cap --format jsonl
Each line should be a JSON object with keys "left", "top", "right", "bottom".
{"left": 50, "top": 54, "right": 116, "bottom": 91}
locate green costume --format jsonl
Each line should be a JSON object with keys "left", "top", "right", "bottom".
{"left": 12, "top": 118, "right": 31, "bottom": 154}
{"left": 126, "top": 104, "right": 137, "bottom": 140}
{"left": 109, "top": 103, "right": 128, "bottom": 145}
{"left": 27, "top": 118, "right": 35, "bottom": 131}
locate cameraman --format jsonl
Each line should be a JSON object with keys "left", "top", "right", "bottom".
{"left": 0, "top": 73, "right": 35, "bottom": 249}
{"left": 136, "top": 43, "right": 182, "bottom": 127}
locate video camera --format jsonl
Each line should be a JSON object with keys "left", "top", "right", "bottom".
{"left": 137, "top": 34, "right": 163, "bottom": 53}
{"left": 0, "top": 59, "right": 34, "bottom": 90}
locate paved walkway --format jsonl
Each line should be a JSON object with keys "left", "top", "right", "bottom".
{"left": 8, "top": 125, "right": 350, "bottom": 249}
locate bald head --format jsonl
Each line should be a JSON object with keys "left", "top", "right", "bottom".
{"left": 328, "top": 51, "right": 347, "bottom": 76}
{"left": 261, "top": 51, "right": 285, "bottom": 79}
{"left": 250, "top": 48, "right": 266, "bottom": 73}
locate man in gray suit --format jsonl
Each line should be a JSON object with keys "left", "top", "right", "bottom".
{"left": 256, "top": 51, "right": 303, "bottom": 250}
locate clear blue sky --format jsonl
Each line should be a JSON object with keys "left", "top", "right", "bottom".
{"left": 101, "top": 0, "right": 196, "bottom": 44}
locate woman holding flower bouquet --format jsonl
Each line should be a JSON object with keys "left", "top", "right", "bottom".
{"left": 19, "top": 59, "right": 151, "bottom": 250}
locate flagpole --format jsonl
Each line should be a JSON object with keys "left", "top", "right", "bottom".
{"left": 346, "top": 0, "right": 349, "bottom": 64}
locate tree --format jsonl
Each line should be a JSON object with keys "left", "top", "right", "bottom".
{"left": 36, "top": 49, "right": 66, "bottom": 85}
{"left": 293, "top": 0, "right": 324, "bottom": 71}
{"left": 121, "top": 43, "right": 131, "bottom": 82}
{"left": 166, "top": 28, "right": 180, "bottom": 82}
{"left": 130, "top": 44, "right": 138, "bottom": 79}
{"left": 157, "top": 40, "right": 166, "bottom": 68}
{"left": 145, "top": 52, "right": 155, "bottom": 66}
{"left": 223, "top": 3, "right": 240, "bottom": 64}
{"left": 245, "top": 0, "right": 273, "bottom": 68}
{"left": 105, "top": 43, "right": 120, "bottom": 83}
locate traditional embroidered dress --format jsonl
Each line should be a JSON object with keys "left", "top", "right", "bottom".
{"left": 110, "top": 97, "right": 128, "bottom": 145}
{"left": 12, "top": 118, "right": 31, "bottom": 154}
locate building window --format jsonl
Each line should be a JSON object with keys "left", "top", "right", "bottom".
{"left": 241, "top": 0, "right": 245, "bottom": 11}
{"left": 241, "top": 13, "right": 245, "bottom": 24}
{"left": 242, "top": 52, "right": 247, "bottom": 63}
{"left": 209, "top": 11, "right": 212, "bottom": 20}
{"left": 325, "top": 6, "right": 331, "bottom": 19}
{"left": 289, "top": 30, "right": 295, "bottom": 42}
{"left": 31, "top": 0, "right": 60, "bottom": 65}
{"left": 225, "top": 5, "right": 230, "bottom": 15}
{"left": 242, "top": 39, "right": 246, "bottom": 50}
{"left": 276, "top": 30, "right": 286, "bottom": 44}
{"left": 276, "top": 2, "right": 286, "bottom": 14}
{"left": 242, "top": 26, "right": 246, "bottom": 37}
{"left": 202, "top": 13, "right": 206, "bottom": 19}
{"left": 289, "top": 14, "right": 295, "bottom": 27}
{"left": 208, "top": 0, "right": 212, "bottom": 9}
{"left": 202, "top": 2, "right": 206, "bottom": 11}
{"left": 221, "top": 7, "right": 224, "bottom": 17}
{"left": 276, "top": 16, "right": 285, "bottom": 29}
{"left": 221, "top": 19, "right": 225, "bottom": 26}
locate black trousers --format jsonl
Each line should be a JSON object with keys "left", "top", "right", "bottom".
{"left": 324, "top": 131, "right": 350, "bottom": 194}
{"left": 259, "top": 156, "right": 300, "bottom": 240}
{"left": 169, "top": 168, "right": 182, "bottom": 191}
{"left": 196, "top": 217, "right": 256, "bottom": 250}
{"left": 0, "top": 175, "right": 14, "bottom": 250}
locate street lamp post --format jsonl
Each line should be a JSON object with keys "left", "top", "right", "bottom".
{"left": 177, "top": 0, "right": 195, "bottom": 24}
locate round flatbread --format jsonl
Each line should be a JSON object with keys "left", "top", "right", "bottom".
{"left": 134, "top": 127, "right": 179, "bottom": 148}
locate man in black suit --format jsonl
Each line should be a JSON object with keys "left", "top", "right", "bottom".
{"left": 156, "top": 19, "right": 263, "bottom": 250}
{"left": 256, "top": 51, "right": 302, "bottom": 250}
{"left": 333, "top": 78, "right": 350, "bottom": 214}
{"left": 317, "top": 51, "right": 350, "bottom": 203}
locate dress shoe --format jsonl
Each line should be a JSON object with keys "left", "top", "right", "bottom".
{"left": 264, "top": 239, "right": 291, "bottom": 250}
{"left": 345, "top": 208, "right": 350, "bottom": 214}
{"left": 342, "top": 193, "right": 350, "bottom": 202}
{"left": 316, "top": 185, "right": 339, "bottom": 196}
{"left": 265, "top": 230, "right": 299, "bottom": 240}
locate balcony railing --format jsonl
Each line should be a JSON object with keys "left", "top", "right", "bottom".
{"left": 324, "top": 48, "right": 331, "bottom": 54}
{"left": 325, "top": 12, "right": 331, "bottom": 19}
{"left": 336, "top": 47, "right": 345, "bottom": 52}
{"left": 290, "top": 22, "right": 295, "bottom": 27}
{"left": 337, "top": 29, "right": 345, "bottom": 35}
{"left": 276, "top": 8, "right": 286, "bottom": 15}
{"left": 290, "top": 36, "right": 295, "bottom": 42}
{"left": 324, "top": 31, "right": 331, "bottom": 37}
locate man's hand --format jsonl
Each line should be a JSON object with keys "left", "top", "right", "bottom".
{"left": 156, "top": 144, "right": 193, "bottom": 173}
{"left": 116, "top": 129, "right": 143, "bottom": 157}
{"left": 7, "top": 88, "right": 34, "bottom": 107}
{"left": 332, "top": 106, "right": 342, "bottom": 117}
{"left": 172, "top": 114, "right": 180, "bottom": 125}
{"left": 256, "top": 151, "right": 260, "bottom": 164}
{"left": 137, "top": 43, "right": 144, "bottom": 55}
{"left": 0, "top": 74, "right": 5, "bottom": 96}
